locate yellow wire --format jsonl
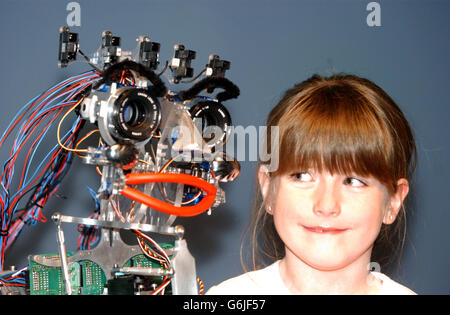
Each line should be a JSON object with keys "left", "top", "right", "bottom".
{"left": 57, "top": 98, "right": 87, "bottom": 153}
{"left": 74, "top": 129, "right": 99, "bottom": 157}
{"left": 147, "top": 142, "right": 177, "bottom": 173}
{"left": 138, "top": 159, "right": 153, "bottom": 166}
{"left": 95, "top": 136, "right": 103, "bottom": 176}
{"left": 159, "top": 156, "right": 176, "bottom": 173}
{"left": 76, "top": 129, "right": 99, "bottom": 148}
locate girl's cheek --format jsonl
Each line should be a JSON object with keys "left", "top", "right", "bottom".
{"left": 340, "top": 195, "right": 385, "bottom": 228}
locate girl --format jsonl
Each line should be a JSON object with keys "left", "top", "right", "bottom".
{"left": 207, "top": 74, "right": 417, "bottom": 295}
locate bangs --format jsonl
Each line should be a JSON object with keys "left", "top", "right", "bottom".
{"left": 273, "top": 84, "right": 394, "bottom": 187}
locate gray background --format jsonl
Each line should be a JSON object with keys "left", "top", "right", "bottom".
{"left": 1, "top": 0, "right": 449, "bottom": 294}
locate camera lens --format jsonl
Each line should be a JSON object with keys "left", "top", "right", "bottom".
{"left": 122, "top": 101, "right": 145, "bottom": 126}
{"left": 110, "top": 88, "right": 161, "bottom": 143}
{"left": 189, "top": 100, "right": 232, "bottom": 151}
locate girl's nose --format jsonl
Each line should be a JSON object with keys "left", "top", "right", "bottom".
{"left": 312, "top": 177, "right": 341, "bottom": 217}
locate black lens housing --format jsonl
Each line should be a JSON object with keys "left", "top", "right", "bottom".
{"left": 110, "top": 89, "right": 160, "bottom": 143}
{"left": 189, "top": 100, "right": 232, "bottom": 151}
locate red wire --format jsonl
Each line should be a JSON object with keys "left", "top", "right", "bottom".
{"left": 6, "top": 111, "right": 65, "bottom": 215}
{"left": 0, "top": 73, "right": 99, "bottom": 238}
{"left": 7, "top": 116, "right": 82, "bottom": 217}
{"left": 1, "top": 100, "right": 72, "bottom": 187}
{"left": 12, "top": 74, "right": 98, "bottom": 143}
{"left": 16, "top": 105, "right": 67, "bottom": 189}
{"left": 0, "top": 77, "right": 78, "bottom": 147}
{"left": 2, "top": 119, "right": 81, "bottom": 253}
{"left": 151, "top": 277, "right": 171, "bottom": 295}
{"left": 0, "top": 72, "right": 98, "bottom": 148}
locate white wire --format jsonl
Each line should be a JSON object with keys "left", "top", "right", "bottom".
{"left": 11, "top": 266, "right": 28, "bottom": 278}
{"left": 151, "top": 279, "right": 172, "bottom": 295}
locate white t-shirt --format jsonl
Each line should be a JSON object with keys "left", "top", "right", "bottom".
{"left": 206, "top": 260, "right": 416, "bottom": 295}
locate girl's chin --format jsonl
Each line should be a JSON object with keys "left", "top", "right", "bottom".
{"left": 302, "top": 259, "right": 349, "bottom": 271}
{"left": 293, "top": 250, "right": 358, "bottom": 271}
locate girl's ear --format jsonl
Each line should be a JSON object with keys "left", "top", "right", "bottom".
{"left": 258, "top": 165, "right": 273, "bottom": 214}
{"left": 383, "top": 178, "right": 409, "bottom": 224}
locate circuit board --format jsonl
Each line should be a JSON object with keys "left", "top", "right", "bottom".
{"left": 28, "top": 244, "right": 173, "bottom": 295}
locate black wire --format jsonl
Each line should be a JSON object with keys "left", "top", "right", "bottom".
{"left": 10, "top": 119, "right": 85, "bottom": 226}
{"left": 167, "top": 76, "right": 240, "bottom": 102}
{"left": 157, "top": 61, "right": 169, "bottom": 77}
{"left": 78, "top": 50, "right": 102, "bottom": 72}
{"left": 179, "top": 68, "right": 206, "bottom": 83}
{"left": 93, "top": 60, "right": 168, "bottom": 98}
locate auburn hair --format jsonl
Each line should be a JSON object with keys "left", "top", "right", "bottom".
{"left": 243, "top": 73, "right": 417, "bottom": 272}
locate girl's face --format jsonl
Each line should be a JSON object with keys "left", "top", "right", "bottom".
{"left": 260, "top": 169, "right": 408, "bottom": 271}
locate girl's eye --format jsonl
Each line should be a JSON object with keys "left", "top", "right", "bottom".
{"left": 343, "top": 177, "right": 367, "bottom": 187}
{"left": 290, "top": 172, "right": 313, "bottom": 182}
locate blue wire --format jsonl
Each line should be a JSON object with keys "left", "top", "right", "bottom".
{"left": 0, "top": 71, "right": 100, "bottom": 256}
{"left": 0, "top": 70, "right": 101, "bottom": 269}
{"left": 1, "top": 73, "right": 95, "bottom": 185}
{"left": 11, "top": 71, "right": 93, "bottom": 144}
{"left": 19, "top": 102, "right": 76, "bottom": 186}
{"left": 20, "top": 116, "right": 80, "bottom": 195}
{"left": 4, "top": 72, "right": 99, "bottom": 212}
{"left": 0, "top": 95, "right": 40, "bottom": 146}
{"left": 9, "top": 120, "right": 79, "bottom": 212}
{"left": 13, "top": 72, "right": 97, "bottom": 146}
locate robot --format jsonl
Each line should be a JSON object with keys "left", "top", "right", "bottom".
{"left": 0, "top": 26, "right": 240, "bottom": 295}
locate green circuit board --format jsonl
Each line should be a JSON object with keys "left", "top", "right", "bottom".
{"left": 28, "top": 244, "right": 173, "bottom": 295}
{"left": 28, "top": 252, "right": 106, "bottom": 295}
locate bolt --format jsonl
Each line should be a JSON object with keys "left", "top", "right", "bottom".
{"left": 174, "top": 225, "right": 184, "bottom": 239}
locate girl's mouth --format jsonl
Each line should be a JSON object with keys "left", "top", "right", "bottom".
{"left": 303, "top": 225, "right": 348, "bottom": 234}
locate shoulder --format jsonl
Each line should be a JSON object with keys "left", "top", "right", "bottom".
{"left": 206, "top": 261, "right": 288, "bottom": 295}
{"left": 372, "top": 272, "right": 417, "bottom": 295}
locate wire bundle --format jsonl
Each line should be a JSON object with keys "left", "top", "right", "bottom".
{"left": 77, "top": 187, "right": 101, "bottom": 250}
{"left": 0, "top": 266, "right": 27, "bottom": 289}
{"left": 133, "top": 230, "right": 172, "bottom": 295}
{"left": 0, "top": 70, "right": 101, "bottom": 271}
